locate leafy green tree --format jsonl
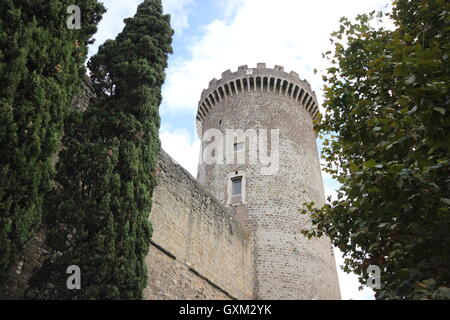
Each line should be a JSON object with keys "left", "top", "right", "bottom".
{"left": 0, "top": 0, "right": 104, "bottom": 283}
{"left": 301, "top": 0, "right": 449, "bottom": 299}
{"left": 27, "top": 0, "right": 173, "bottom": 299}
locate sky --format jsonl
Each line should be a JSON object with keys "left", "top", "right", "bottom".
{"left": 87, "top": 0, "right": 394, "bottom": 300}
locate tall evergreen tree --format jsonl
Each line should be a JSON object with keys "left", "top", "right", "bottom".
{"left": 27, "top": 0, "right": 173, "bottom": 299}
{"left": 0, "top": 0, "right": 105, "bottom": 282}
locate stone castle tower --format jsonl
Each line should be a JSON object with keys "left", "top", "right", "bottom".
{"left": 196, "top": 63, "right": 341, "bottom": 299}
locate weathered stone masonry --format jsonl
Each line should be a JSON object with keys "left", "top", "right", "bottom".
{"left": 143, "top": 150, "right": 253, "bottom": 300}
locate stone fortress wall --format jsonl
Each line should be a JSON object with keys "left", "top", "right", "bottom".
{"left": 196, "top": 63, "right": 341, "bottom": 299}
{"left": 144, "top": 150, "right": 253, "bottom": 300}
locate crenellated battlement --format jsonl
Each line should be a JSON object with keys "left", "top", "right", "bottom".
{"left": 196, "top": 63, "right": 320, "bottom": 135}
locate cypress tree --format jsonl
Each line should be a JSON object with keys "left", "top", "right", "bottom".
{"left": 0, "top": 1, "right": 105, "bottom": 282}
{"left": 27, "top": 0, "right": 173, "bottom": 299}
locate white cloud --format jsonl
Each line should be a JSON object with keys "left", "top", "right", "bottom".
{"left": 160, "top": 126, "right": 201, "bottom": 177}
{"left": 88, "top": 0, "right": 141, "bottom": 57}
{"left": 162, "top": 0, "right": 391, "bottom": 114}
{"left": 162, "top": 0, "right": 194, "bottom": 32}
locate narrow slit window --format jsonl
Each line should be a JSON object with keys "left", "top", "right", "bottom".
{"left": 232, "top": 177, "right": 242, "bottom": 196}
{"left": 229, "top": 175, "right": 244, "bottom": 205}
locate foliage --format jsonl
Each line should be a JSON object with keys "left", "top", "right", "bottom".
{"left": 0, "top": 0, "right": 104, "bottom": 283}
{"left": 27, "top": 0, "right": 173, "bottom": 299}
{"left": 301, "top": 0, "right": 450, "bottom": 300}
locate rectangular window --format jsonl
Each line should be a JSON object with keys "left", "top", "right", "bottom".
{"left": 234, "top": 142, "right": 244, "bottom": 152}
{"left": 232, "top": 177, "right": 242, "bottom": 196}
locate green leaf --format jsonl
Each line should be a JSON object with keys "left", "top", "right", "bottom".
{"left": 433, "top": 107, "right": 445, "bottom": 115}
{"left": 437, "top": 287, "right": 450, "bottom": 299}
{"left": 422, "top": 279, "right": 436, "bottom": 287}
{"left": 405, "top": 75, "right": 416, "bottom": 85}
{"left": 364, "top": 159, "right": 377, "bottom": 169}
{"left": 407, "top": 106, "right": 418, "bottom": 115}
{"left": 389, "top": 249, "right": 402, "bottom": 258}
{"left": 349, "top": 163, "right": 359, "bottom": 172}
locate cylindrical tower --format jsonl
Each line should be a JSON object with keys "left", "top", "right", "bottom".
{"left": 196, "top": 63, "right": 341, "bottom": 300}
